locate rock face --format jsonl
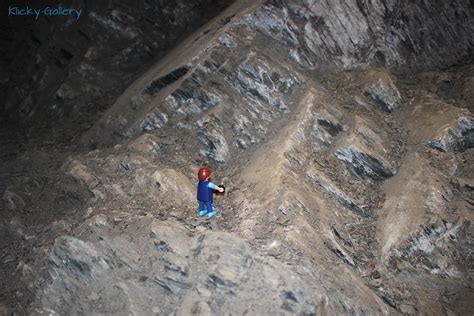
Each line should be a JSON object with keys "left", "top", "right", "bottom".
{"left": 82, "top": 0, "right": 473, "bottom": 148}
{"left": 0, "top": 0, "right": 473, "bottom": 315}
{"left": 36, "top": 219, "right": 390, "bottom": 315}
{"left": 426, "top": 116, "right": 474, "bottom": 152}
{"left": 0, "top": 0, "right": 234, "bottom": 144}
{"left": 245, "top": 0, "right": 474, "bottom": 69}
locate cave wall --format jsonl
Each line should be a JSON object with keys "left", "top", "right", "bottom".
{"left": 83, "top": 0, "right": 473, "bottom": 147}
{"left": 250, "top": 0, "right": 474, "bottom": 69}
{"left": 2, "top": 0, "right": 472, "bottom": 148}
{"left": 0, "top": 0, "right": 234, "bottom": 143}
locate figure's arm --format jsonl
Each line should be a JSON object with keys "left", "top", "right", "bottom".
{"left": 208, "top": 182, "right": 224, "bottom": 193}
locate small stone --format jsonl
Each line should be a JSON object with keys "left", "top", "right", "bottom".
{"left": 85, "top": 207, "right": 94, "bottom": 217}
{"left": 368, "top": 279, "right": 382, "bottom": 287}
{"left": 56, "top": 83, "right": 79, "bottom": 100}
{"left": 268, "top": 245, "right": 281, "bottom": 258}
{"left": 395, "top": 259, "right": 411, "bottom": 271}
{"left": 196, "top": 226, "right": 207, "bottom": 233}
{"left": 93, "top": 215, "right": 107, "bottom": 227}
{"left": 196, "top": 285, "right": 211, "bottom": 297}
{"left": 361, "top": 69, "right": 401, "bottom": 112}
{"left": 113, "top": 212, "right": 130, "bottom": 224}
{"left": 399, "top": 304, "right": 416, "bottom": 315}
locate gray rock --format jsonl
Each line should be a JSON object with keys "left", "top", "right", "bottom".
{"left": 426, "top": 116, "right": 474, "bottom": 152}
{"left": 230, "top": 58, "right": 297, "bottom": 112}
{"left": 306, "top": 170, "right": 370, "bottom": 217}
{"left": 195, "top": 117, "right": 229, "bottom": 163}
{"left": 218, "top": 34, "right": 237, "bottom": 48}
{"left": 93, "top": 214, "right": 108, "bottom": 227}
{"left": 247, "top": 0, "right": 474, "bottom": 69}
{"left": 388, "top": 219, "right": 471, "bottom": 280}
{"left": 363, "top": 77, "right": 402, "bottom": 112}
{"left": 165, "top": 68, "right": 221, "bottom": 117}
{"left": 335, "top": 147, "right": 394, "bottom": 181}
{"left": 244, "top": 5, "right": 299, "bottom": 46}
{"left": 324, "top": 240, "right": 357, "bottom": 267}
{"left": 307, "top": 108, "right": 345, "bottom": 147}
{"left": 144, "top": 66, "right": 190, "bottom": 95}
{"left": 399, "top": 304, "right": 417, "bottom": 315}
{"left": 139, "top": 110, "right": 169, "bottom": 132}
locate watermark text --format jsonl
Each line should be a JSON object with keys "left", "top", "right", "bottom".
{"left": 8, "top": 5, "right": 82, "bottom": 20}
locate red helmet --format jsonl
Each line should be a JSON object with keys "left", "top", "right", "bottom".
{"left": 198, "top": 167, "right": 211, "bottom": 181}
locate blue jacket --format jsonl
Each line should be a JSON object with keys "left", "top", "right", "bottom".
{"left": 197, "top": 180, "right": 217, "bottom": 202}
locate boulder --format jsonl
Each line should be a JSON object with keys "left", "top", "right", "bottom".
{"left": 404, "top": 95, "right": 474, "bottom": 152}
{"left": 426, "top": 116, "right": 474, "bottom": 152}
{"left": 66, "top": 160, "right": 99, "bottom": 190}
{"left": 152, "top": 169, "right": 195, "bottom": 202}
{"left": 361, "top": 69, "right": 402, "bottom": 112}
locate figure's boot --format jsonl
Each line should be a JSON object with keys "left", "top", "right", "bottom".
{"left": 205, "top": 202, "right": 216, "bottom": 218}
{"left": 199, "top": 210, "right": 208, "bottom": 216}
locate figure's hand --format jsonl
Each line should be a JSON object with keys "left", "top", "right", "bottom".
{"left": 218, "top": 187, "right": 224, "bottom": 193}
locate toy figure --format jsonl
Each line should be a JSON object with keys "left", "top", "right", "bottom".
{"left": 197, "top": 167, "right": 224, "bottom": 218}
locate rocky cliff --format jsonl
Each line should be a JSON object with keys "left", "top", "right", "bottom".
{"left": 1, "top": 0, "right": 473, "bottom": 315}
{"left": 0, "top": 0, "right": 233, "bottom": 145}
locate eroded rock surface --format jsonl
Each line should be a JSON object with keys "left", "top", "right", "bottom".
{"left": 0, "top": 0, "right": 234, "bottom": 145}
{"left": 0, "top": 0, "right": 473, "bottom": 315}
{"left": 36, "top": 219, "right": 390, "bottom": 315}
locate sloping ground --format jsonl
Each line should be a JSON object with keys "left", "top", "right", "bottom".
{"left": 1, "top": 0, "right": 473, "bottom": 314}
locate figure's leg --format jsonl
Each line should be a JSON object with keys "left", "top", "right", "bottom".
{"left": 206, "top": 201, "right": 213, "bottom": 212}
{"left": 207, "top": 201, "right": 216, "bottom": 218}
{"left": 199, "top": 201, "right": 207, "bottom": 216}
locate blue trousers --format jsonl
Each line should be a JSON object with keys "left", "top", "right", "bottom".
{"left": 199, "top": 200, "right": 213, "bottom": 213}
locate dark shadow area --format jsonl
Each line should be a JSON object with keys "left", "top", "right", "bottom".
{"left": 0, "top": 0, "right": 234, "bottom": 147}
